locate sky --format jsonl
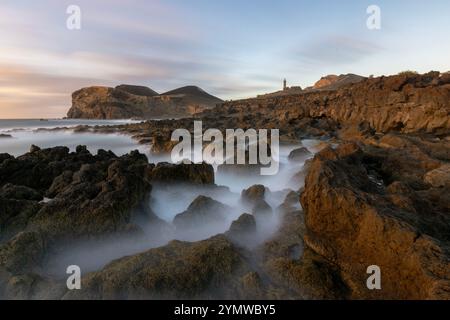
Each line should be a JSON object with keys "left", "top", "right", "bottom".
{"left": 0, "top": 0, "right": 449, "bottom": 118}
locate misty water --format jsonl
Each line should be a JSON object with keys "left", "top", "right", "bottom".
{"left": 0, "top": 119, "right": 326, "bottom": 278}
{"left": 0, "top": 119, "right": 146, "bottom": 157}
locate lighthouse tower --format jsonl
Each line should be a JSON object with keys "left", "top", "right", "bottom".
{"left": 283, "top": 78, "right": 287, "bottom": 91}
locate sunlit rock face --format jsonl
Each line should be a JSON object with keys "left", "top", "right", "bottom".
{"left": 67, "top": 85, "right": 223, "bottom": 120}
{"left": 300, "top": 141, "right": 450, "bottom": 299}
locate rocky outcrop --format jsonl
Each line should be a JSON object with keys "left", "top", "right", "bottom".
{"left": 311, "top": 74, "right": 366, "bottom": 90}
{"left": 300, "top": 141, "right": 450, "bottom": 299}
{"left": 0, "top": 146, "right": 216, "bottom": 299}
{"left": 241, "top": 184, "right": 266, "bottom": 204}
{"left": 67, "top": 85, "right": 222, "bottom": 119}
{"left": 90, "top": 72, "right": 450, "bottom": 154}
{"left": 149, "top": 162, "right": 214, "bottom": 184}
{"left": 173, "top": 196, "right": 231, "bottom": 231}
{"left": 288, "top": 147, "right": 312, "bottom": 162}
{"left": 63, "top": 235, "right": 254, "bottom": 299}
{"left": 216, "top": 72, "right": 450, "bottom": 135}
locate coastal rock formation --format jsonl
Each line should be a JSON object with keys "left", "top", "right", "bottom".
{"left": 300, "top": 141, "right": 450, "bottom": 299}
{"left": 215, "top": 72, "right": 450, "bottom": 135}
{"left": 0, "top": 146, "right": 216, "bottom": 299}
{"left": 225, "top": 214, "right": 257, "bottom": 247}
{"left": 241, "top": 184, "right": 267, "bottom": 204}
{"left": 311, "top": 74, "right": 366, "bottom": 90}
{"left": 149, "top": 162, "right": 214, "bottom": 184}
{"left": 173, "top": 196, "right": 231, "bottom": 231}
{"left": 288, "top": 147, "right": 312, "bottom": 162}
{"left": 63, "top": 235, "right": 254, "bottom": 299}
{"left": 86, "top": 72, "right": 450, "bottom": 155}
{"left": 251, "top": 199, "right": 273, "bottom": 219}
{"left": 67, "top": 84, "right": 222, "bottom": 119}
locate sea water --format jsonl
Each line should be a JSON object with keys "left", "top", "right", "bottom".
{"left": 0, "top": 119, "right": 147, "bottom": 157}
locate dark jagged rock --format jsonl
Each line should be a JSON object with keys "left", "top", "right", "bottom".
{"left": 63, "top": 235, "right": 254, "bottom": 299}
{"left": 252, "top": 199, "right": 273, "bottom": 219}
{"left": 0, "top": 184, "right": 42, "bottom": 201}
{"left": 226, "top": 213, "right": 257, "bottom": 245}
{"left": 241, "top": 184, "right": 266, "bottom": 204}
{"left": 288, "top": 147, "right": 312, "bottom": 162}
{"left": 173, "top": 196, "right": 231, "bottom": 231}
{"left": 149, "top": 162, "right": 214, "bottom": 184}
{"left": 0, "top": 146, "right": 218, "bottom": 299}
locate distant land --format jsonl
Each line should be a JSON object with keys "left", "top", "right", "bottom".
{"left": 66, "top": 84, "right": 223, "bottom": 120}
{"left": 66, "top": 74, "right": 368, "bottom": 120}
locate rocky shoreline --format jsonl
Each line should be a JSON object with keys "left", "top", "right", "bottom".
{"left": 1, "top": 72, "right": 449, "bottom": 299}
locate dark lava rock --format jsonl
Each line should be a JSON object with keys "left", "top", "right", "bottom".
{"left": 173, "top": 196, "right": 230, "bottom": 230}
{"left": 0, "top": 134, "right": 12, "bottom": 139}
{"left": 149, "top": 162, "right": 214, "bottom": 184}
{"left": 252, "top": 199, "right": 273, "bottom": 219}
{"left": 288, "top": 147, "right": 311, "bottom": 162}
{"left": 241, "top": 184, "right": 266, "bottom": 204}
{"left": 0, "top": 146, "right": 220, "bottom": 299}
{"left": 63, "top": 235, "right": 253, "bottom": 299}
{"left": 0, "top": 183, "right": 42, "bottom": 201}
{"left": 227, "top": 213, "right": 256, "bottom": 237}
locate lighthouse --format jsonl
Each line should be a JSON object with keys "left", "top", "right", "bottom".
{"left": 283, "top": 78, "right": 287, "bottom": 91}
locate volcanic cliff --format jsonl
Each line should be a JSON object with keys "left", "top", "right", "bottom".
{"left": 66, "top": 84, "right": 223, "bottom": 119}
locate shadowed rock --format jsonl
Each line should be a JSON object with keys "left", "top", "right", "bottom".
{"left": 288, "top": 147, "right": 311, "bottom": 162}
{"left": 173, "top": 196, "right": 230, "bottom": 231}
{"left": 241, "top": 184, "right": 266, "bottom": 204}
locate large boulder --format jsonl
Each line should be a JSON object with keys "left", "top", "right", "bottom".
{"left": 241, "top": 184, "right": 266, "bottom": 204}
{"left": 226, "top": 213, "right": 257, "bottom": 245}
{"left": 288, "top": 147, "right": 312, "bottom": 162}
{"left": 300, "top": 142, "right": 450, "bottom": 299}
{"left": 173, "top": 196, "right": 231, "bottom": 231}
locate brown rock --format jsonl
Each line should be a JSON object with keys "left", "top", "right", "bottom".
{"left": 300, "top": 143, "right": 450, "bottom": 299}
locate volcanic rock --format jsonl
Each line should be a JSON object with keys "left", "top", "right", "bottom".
{"left": 63, "top": 235, "right": 254, "bottom": 299}
{"left": 173, "top": 196, "right": 231, "bottom": 231}
{"left": 67, "top": 85, "right": 222, "bottom": 119}
{"left": 149, "top": 162, "right": 214, "bottom": 184}
{"left": 226, "top": 213, "right": 257, "bottom": 246}
{"left": 241, "top": 184, "right": 266, "bottom": 204}
{"left": 288, "top": 147, "right": 312, "bottom": 162}
{"left": 300, "top": 142, "right": 450, "bottom": 299}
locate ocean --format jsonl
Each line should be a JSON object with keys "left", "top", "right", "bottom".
{"left": 0, "top": 119, "right": 147, "bottom": 157}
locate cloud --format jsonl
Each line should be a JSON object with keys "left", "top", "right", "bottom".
{"left": 0, "top": 0, "right": 215, "bottom": 118}
{"left": 293, "top": 35, "right": 383, "bottom": 66}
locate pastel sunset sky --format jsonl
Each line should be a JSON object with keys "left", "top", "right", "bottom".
{"left": 1, "top": 0, "right": 449, "bottom": 118}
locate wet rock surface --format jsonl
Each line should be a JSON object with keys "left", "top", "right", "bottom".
{"left": 288, "top": 147, "right": 312, "bottom": 162}
{"left": 0, "top": 146, "right": 216, "bottom": 299}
